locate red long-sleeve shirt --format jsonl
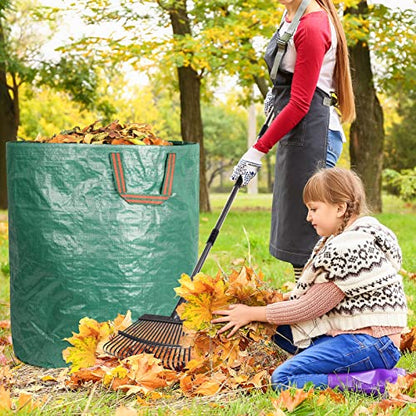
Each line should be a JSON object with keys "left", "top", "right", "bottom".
{"left": 254, "top": 11, "right": 333, "bottom": 154}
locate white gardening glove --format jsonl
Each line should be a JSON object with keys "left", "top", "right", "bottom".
{"left": 231, "top": 147, "right": 266, "bottom": 186}
{"left": 264, "top": 88, "right": 274, "bottom": 116}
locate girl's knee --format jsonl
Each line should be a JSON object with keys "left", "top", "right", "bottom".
{"left": 271, "top": 366, "right": 291, "bottom": 391}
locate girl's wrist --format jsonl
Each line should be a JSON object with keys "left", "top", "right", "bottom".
{"left": 250, "top": 306, "right": 267, "bottom": 322}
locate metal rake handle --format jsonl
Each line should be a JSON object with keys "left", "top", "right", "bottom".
{"left": 170, "top": 175, "right": 243, "bottom": 318}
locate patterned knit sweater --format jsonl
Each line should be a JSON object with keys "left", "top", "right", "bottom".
{"left": 289, "top": 216, "right": 408, "bottom": 348}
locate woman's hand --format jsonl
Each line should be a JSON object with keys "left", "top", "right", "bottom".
{"left": 211, "top": 304, "right": 267, "bottom": 338}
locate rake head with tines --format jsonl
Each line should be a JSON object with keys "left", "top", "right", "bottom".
{"left": 103, "top": 177, "right": 243, "bottom": 371}
{"left": 103, "top": 312, "right": 190, "bottom": 371}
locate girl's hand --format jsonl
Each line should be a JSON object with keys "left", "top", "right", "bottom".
{"left": 211, "top": 304, "right": 252, "bottom": 337}
{"left": 212, "top": 304, "right": 267, "bottom": 338}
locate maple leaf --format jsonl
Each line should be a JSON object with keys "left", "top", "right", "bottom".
{"left": 370, "top": 398, "right": 405, "bottom": 413}
{"left": 400, "top": 326, "right": 416, "bottom": 352}
{"left": 178, "top": 293, "right": 215, "bottom": 332}
{"left": 272, "top": 388, "right": 314, "bottom": 412}
{"left": 176, "top": 272, "right": 232, "bottom": 335}
{"left": 227, "top": 266, "right": 264, "bottom": 304}
{"left": 175, "top": 272, "right": 229, "bottom": 302}
{"left": 180, "top": 372, "right": 225, "bottom": 396}
{"left": 63, "top": 336, "right": 98, "bottom": 373}
{"left": 121, "top": 354, "right": 178, "bottom": 394}
{"left": 0, "top": 385, "right": 11, "bottom": 411}
{"left": 66, "top": 365, "right": 107, "bottom": 388}
{"left": 242, "top": 369, "right": 269, "bottom": 391}
{"left": 316, "top": 388, "right": 346, "bottom": 405}
{"left": 63, "top": 317, "right": 112, "bottom": 371}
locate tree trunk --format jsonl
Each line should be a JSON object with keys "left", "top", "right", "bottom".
{"left": 254, "top": 75, "right": 269, "bottom": 98}
{"left": 0, "top": 19, "right": 18, "bottom": 210}
{"left": 167, "top": 1, "right": 210, "bottom": 212}
{"left": 347, "top": 1, "right": 384, "bottom": 212}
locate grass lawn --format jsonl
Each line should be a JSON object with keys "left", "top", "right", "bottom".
{"left": 0, "top": 195, "right": 415, "bottom": 415}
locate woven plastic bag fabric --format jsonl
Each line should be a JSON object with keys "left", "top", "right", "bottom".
{"left": 7, "top": 141, "right": 199, "bottom": 368}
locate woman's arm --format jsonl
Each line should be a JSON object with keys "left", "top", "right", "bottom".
{"left": 254, "top": 13, "right": 332, "bottom": 154}
{"left": 212, "top": 282, "right": 344, "bottom": 337}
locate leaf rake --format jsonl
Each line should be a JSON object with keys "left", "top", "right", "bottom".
{"left": 103, "top": 176, "right": 243, "bottom": 371}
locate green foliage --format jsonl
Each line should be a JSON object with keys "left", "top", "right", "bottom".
{"left": 18, "top": 85, "right": 97, "bottom": 139}
{"left": 202, "top": 102, "right": 247, "bottom": 188}
{"left": 371, "top": 5, "right": 416, "bottom": 96}
{"left": 0, "top": 0, "right": 113, "bottom": 119}
{"left": 58, "top": 0, "right": 284, "bottom": 96}
{"left": 38, "top": 56, "right": 98, "bottom": 108}
{"left": 382, "top": 168, "right": 416, "bottom": 202}
{"left": 384, "top": 98, "right": 416, "bottom": 171}
{"left": 0, "top": 1, "right": 12, "bottom": 18}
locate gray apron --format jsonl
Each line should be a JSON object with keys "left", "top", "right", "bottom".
{"left": 264, "top": 24, "right": 331, "bottom": 265}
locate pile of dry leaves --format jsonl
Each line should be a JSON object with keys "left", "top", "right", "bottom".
{"left": 63, "top": 266, "right": 287, "bottom": 398}
{"left": 33, "top": 120, "right": 172, "bottom": 146}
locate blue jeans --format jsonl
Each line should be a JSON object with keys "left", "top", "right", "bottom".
{"left": 326, "top": 129, "right": 343, "bottom": 168}
{"left": 271, "top": 332, "right": 401, "bottom": 390}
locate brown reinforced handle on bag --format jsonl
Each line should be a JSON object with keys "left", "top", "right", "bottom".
{"left": 110, "top": 152, "right": 176, "bottom": 205}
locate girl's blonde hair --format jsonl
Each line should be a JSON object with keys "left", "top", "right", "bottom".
{"left": 303, "top": 167, "right": 369, "bottom": 234}
{"left": 316, "top": 0, "right": 356, "bottom": 123}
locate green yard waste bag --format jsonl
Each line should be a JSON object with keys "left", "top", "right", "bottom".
{"left": 6, "top": 141, "right": 199, "bottom": 368}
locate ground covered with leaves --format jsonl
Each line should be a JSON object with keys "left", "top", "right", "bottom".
{"left": 1, "top": 264, "right": 416, "bottom": 415}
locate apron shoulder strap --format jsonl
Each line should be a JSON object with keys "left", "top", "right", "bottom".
{"left": 270, "top": 0, "right": 311, "bottom": 81}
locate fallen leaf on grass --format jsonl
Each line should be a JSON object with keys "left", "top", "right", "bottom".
{"left": 400, "top": 268, "right": 416, "bottom": 281}
{"left": 63, "top": 335, "right": 99, "bottom": 373}
{"left": 0, "top": 320, "right": 10, "bottom": 329}
{"left": 400, "top": 326, "right": 416, "bottom": 352}
{"left": 386, "top": 372, "right": 416, "bottom": 398}
{"left": 231, "top": 258, "right": 245, "bottom": 266}
{"left": 40, "top": 374, "right": 57, "bottom": 382}
{"left": 0, "top": 385, "right": 11, "bottom": 410}
{"left": 121, "top": 354, "right": 178, "bottom": 395}
{"left": 0, "top": 365, "right": 13, "bottom": 385}
{"left": 242, "top": 369, "right": 269, "bottom": 392}
{"left": 316, "top": 387, "right": 346, "bottom": 404}
{"left": 16, "top": 392, "right": 45, "bottom": 412}
{"left": 0, "top": 334, "right": 12, "bottom": 346}
{"left": 353, "top": 405, "right": 371, "bottom": 415}
{"left": 369, "top": 398, "right": 406, "bottom": 413}
{"left": 180, "top": 373, "right": 225, "bottom": 396}
{"left": 66, "top": 365, "right": 107, "bottom": 388}
{"left": 272, "top": 388, "right": 314, "bottom": 412}
{"left": 63, "top": 317, "right": 113, "bottom": 372}
{"left": 103, "top": 365, "right": 130, "bottom": 390}
{"left": 266, "top": 410, "right": 287, "bottom": 416}
{"left": 115, "top": 405, "right": 138, "bottom": 416}
{"left": 0, "top": 353, "right": 8, "bottom": 365}
{"left": 136, "top": 391, "right": 164, "bottom": 406}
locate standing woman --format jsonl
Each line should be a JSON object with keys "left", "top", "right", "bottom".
{"left": 231, "top": 0, "right": 356, "bottom": 278}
